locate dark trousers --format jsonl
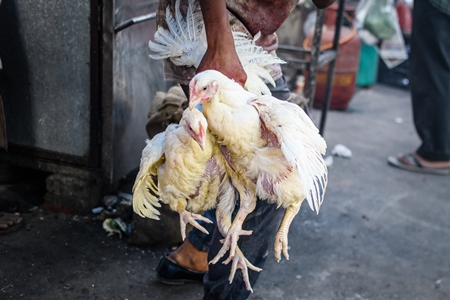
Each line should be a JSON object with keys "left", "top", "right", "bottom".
{"left": 185, "top": 76, "right": 290, "bottom": 300}
{"left": 190, "top": 200, "right": 284, "bottom": 300}
{"left": 410, "top": 0, "right": 450, "bottom": 161}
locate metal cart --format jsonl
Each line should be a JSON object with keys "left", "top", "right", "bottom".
{"left": 277, "top": 0, "right": 346, "bottom": 136}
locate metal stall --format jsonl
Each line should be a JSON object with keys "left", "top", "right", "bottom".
{"left": 0, "top": 0, "right": 168, "bottom": 213}
{"left": 276, "top": 0, "right": 347, "bottom": 136}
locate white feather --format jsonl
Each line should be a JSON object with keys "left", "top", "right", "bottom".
{"left": 189, "top": 69, "right": 329, "bottom": 272}
{"left": 148, "top": 0, "right": 286, "bottom": 96}
{"left": 132, "top": 132, "right": 171, "bottom": 220}
{"left": 248, "top": 96, "right": 327, "bottom": 213}
{"left": 191, "top": 70, "right": 328, "bottom": 215}
{"left": 149, "top": 0, "right": 206, "bottom": 67}
{"left": 232, "top": 31, "right": 285, "bottom": 69}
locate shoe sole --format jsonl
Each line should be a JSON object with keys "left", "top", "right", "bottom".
{"left": 388, "top": 156, "right": 450, "bottom": 175}
{"left": 157, "top": 274, "right": 203, "bottom": 285}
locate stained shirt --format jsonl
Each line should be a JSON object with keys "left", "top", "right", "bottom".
{"left": 156, "top": 0, "right": 299, "bottom": 85}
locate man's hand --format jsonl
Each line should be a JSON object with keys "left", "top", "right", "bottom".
{"left": 197, "top": 0, "right": 247, "bottom": 87}
{"left": 196, "top": 37, "right": 247, "bottom": 87}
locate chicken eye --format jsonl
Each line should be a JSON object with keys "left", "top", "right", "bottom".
{"left": 202, "top": 86, "right": 207, "bottom": 91}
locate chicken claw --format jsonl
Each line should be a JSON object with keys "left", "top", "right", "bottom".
{"left": 274, "top": 228, "right": 289, "bottom": 262}
{"left": 209, "top": 221, "right": 252, "bottom": 265}
{"left": 273, "top": 205, "right": 300, "bottom": 262}
{"left": 211, "top": 192, "right": 256, "bottom": 263}
{"left": 223, "top": 246, "right": 262, "bottom": 292}
{"left": 179, "top": 211, "right": 213, "bottom": 240}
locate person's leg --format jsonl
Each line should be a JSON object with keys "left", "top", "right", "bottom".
{"left": 202, "top": 76, "right": 290, "bottom": 299}
{"left": 410, "top": 0, "right": 450, "bottom": 164}
{"left": 156, "top": 209, "right": 215, "bottom": 284}
{"left": 165, "top": 209, "right": 215, "bottom": 272}
{"left": 203, "top": 200, "right": 283, "bottom": 300}
{"left": 157, "top": 84, "right": 214, "bottom": 282}
{"left": 388, "top": 0, "right": 450, "bottom": 173}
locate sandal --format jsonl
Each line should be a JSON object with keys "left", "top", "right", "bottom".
{"left": 0, "top": 212, "right": 24, "bottom": 235}
{"left": 388, "top": 153, "right": 450, "bottom": 175}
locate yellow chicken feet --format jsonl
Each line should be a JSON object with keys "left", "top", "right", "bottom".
{"left": 274, "top": 227, "right": 289, "bottom": 262}
{"left": 214, "top": 200, "right": 260, "bottom": 292}
{"left": 179, "top": 210, "right": 213, "bottom": 241}
{"left": 223, "top": 246, "right": 262, "bottom": 292}
{"left": 211, "top": 186, "right": 257, "bottom": 262}
{"left": 210, "top": 222, "right": 252, "bottom": 264}
{"left": 210, "top": 203, "right": 254, "bottom": 264}
{"left": 274, "top": 205, "right": 300, "bottom": 262}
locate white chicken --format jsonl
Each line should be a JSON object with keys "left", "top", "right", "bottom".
{"left": 148, "top": 0, "right": 285, "bottom": 95}
{"left": 133, "top": 106, "right": 262, "bottom": 291}
{"left": 132, "top": 107, "right": 234, "bottom": 241}
{"left": 188, "top": 70, "right": 328, "bottom": 265}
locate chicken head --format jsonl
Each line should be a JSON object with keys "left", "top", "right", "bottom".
{"left": 179, "top": 107, "right": 207, "bottom": 150}
{"left": 188, "top": 73, "right": 220, "bottom": 109}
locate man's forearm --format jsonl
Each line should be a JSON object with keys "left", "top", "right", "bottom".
{"left": 199, "top": 0, "right": 234, "bottom": 48}
{"left": 196, "top": 0, "right": 247, "bottom": 86}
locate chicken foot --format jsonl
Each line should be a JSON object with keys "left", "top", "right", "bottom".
{"left": 274, "top": 204, "right": 301, "bottom": 262}
{"left": 210, "top": 198, "right": 255, "bottom": 264}
{"left": 224, "top": 246, "right": 262, "bottom": 292}
{"left": 215, "top": 202, "right": 262, "bottom": 292}
{"left": 179, "top": 210, "right": 213, "bottom": 241}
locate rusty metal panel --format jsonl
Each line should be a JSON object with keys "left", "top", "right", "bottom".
{"left": 0, "top": 0, "right": 94, "bottom": 161}
{"left": 109, "top": 0, "right": 170, "bottom": 182}
{"left": 0, "top": 0, "right": 169, "bottom": 186}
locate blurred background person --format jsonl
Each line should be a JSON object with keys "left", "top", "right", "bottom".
{"left": 388, "top": 0, "right": 450, "bottom": 175}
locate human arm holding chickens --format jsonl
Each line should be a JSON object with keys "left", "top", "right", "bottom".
{"left": 196, "top": 0, "right": 335, "bottom": 87}
{"left": 197, "top": 0, "right": 247, "bottom": 87}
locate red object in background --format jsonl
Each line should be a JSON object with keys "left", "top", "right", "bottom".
{"left": 397, "top": 0, "right": 412, "bottom": 35}
{"left": 304, "top": 3, "right": 361, "bottom": 110}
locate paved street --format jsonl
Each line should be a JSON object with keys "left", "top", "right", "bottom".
{"left": 1, "top": 84, "right": 449, "bottom": 300}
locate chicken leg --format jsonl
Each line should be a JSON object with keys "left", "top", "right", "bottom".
{"left": 273, "top": 203, "right": 301, "bottom": 262}
{"left": 224, "top": 246, "right": 262, "bottom": 292}
{"left": 210, "top": 183, "right": 256, "bottom": 264}
{"left": 214, "top": 195, "right": 262, "bottom": 292}
{"left": 178, "top": 209, "right": 213, "bottom": 241}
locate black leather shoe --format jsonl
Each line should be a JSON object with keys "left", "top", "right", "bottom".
{"left": 156, "top": 254, "right": 206, "bottom": 285}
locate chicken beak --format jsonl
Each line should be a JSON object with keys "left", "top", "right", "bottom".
{"left": 189, "top": 92, "right": 203, "bottom": 110}
{"left": 196, "top": 123, "right": 206, "bottom": 151}
{"left": 188, "top": 80, "right": 198, "bottom": 110}
{"left": 199, "top": 140, "right": 205, "bottom": 151}
{"left": 192, "top": 134, "right": 205, "bottom": 151}
{"left": 189, "top": 100, "right": 200, "bottom": 111}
